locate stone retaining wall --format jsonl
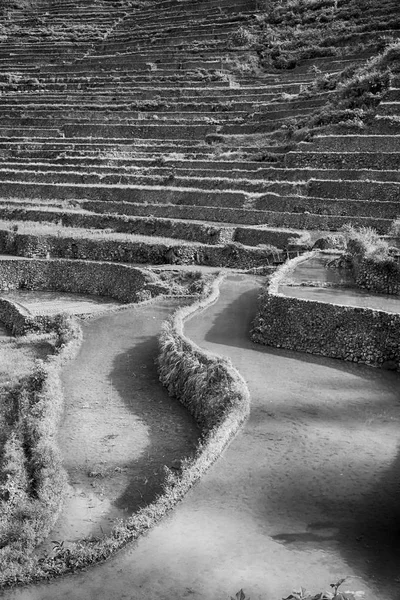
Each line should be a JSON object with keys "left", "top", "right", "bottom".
{"left": 0, "top": 206, "right": 236, "bottom": 246}
{"left": 0, "top": 230, "right": 277, "bottom": 269}
{"left": 0, "top": 297, "right": 28, "bottom": 334}
{"left": 0, "top": 257, "right": 166, "bottom": 303}
{"left": 251, "top": 257, "right": 400, "bottom": 370}
{"left": 354, "top": 256, "right": 400, "bottom": 296}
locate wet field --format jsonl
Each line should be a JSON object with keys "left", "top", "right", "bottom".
{"left": 4, "top": 275, "right": 400, "bottom": 600}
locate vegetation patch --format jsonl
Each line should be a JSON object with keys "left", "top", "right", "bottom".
{"left": 0, "top": 316, "right": 83, "bottom": 583}
{"left": 255, "top": 0, "right": 400, "bottom": 70}
{"left": 0, "top": 222, "right": 279, "bottom": 269}
{"left": 0, "top": 276, "right": 250, "bottom": 588}
{"left": 342, "top": 224, "right": 390, "bottom": 263}
{"left": 232, "top": 577, "right": 365, "bottom": 600}
{"left": 342, "top": 224, "right": 400, "bottom": 295}
{"left": 305, "top": 43, "right": 396, "bottom": 128}
{"left": 252, "top": 252, "right": 400, "bottom": 369}
{"left": 282, "top": 41, "right": 399, "bottom": 141}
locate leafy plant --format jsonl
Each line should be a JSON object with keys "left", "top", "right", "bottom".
{"left": 231, "top": 590, "right": 247, "bottom": 600}
{"left": 230, "top": 578, "right": 365, "bottom": 600}
{"left": 283, "top": 577, "right": 365, "bottom": 600}
{"left": 388, "top": 217, "right": 400, "bottom": 237}
{"left": 341, "top": 224, "right": 390, "bottom": 262}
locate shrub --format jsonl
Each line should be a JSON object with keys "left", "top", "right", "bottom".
{"left": 0, "top": 317, "right": 82, "bottom": 576}
{"left": 313, "top": 233, "right": 346, "bottom": 251}
{"left": 256, "top": 0, "right": 400, "bottom": 71}
{"left": 230, "top": 576, "right": 365, "bottom": 599}
{"left": 230, "top": 27, "right": 257, "bottom": 48}
{"left": 341, "top": 224, "right": 390, "bottom": 262}
{"left": 388, "top": 217, "right": 400, "bottom": 237}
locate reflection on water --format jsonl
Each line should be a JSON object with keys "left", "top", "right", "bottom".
{"left": 286, "top": 254, "right": 354, "bottom": 286}
{"left": 280, "top": 254, "right": 400, "bottom": 313}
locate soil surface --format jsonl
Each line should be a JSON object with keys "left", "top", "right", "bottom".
{"left": 40, "top": 298, "right": 200, "bottom": 547}
{"left": 5, "top": 275, "right": 400, "bottom": 600}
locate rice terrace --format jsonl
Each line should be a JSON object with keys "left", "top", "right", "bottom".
{"left": 0, "top": 0, "right": 400, "bottom": 598}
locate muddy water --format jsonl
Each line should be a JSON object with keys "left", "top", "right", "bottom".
{"left": 280, "top": 284, "right": 400, "bottom": 313}
{"left": 286, "top": 254, "right": 354, "bottom": 286}
{"left": 4, "top": 276, "right": 400, "bottom": 600}
{"left": 0, "top": 290, "right": 120, "bottom": 316}
{"left": 280, "top": 253, "right": 400, "bottom": 313}
{"left": 42, "top": 298, "right": 200, "bottom": 546}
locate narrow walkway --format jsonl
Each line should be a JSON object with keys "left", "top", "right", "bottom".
{"left": 4, "top": 276, "right": 400, "bottom": 600}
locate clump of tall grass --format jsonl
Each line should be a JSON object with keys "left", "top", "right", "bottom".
{"left": 341, "top": 224, "right": 390, "bottom": 262}
{"left": 256, "top": 0, "right": 400, "bottom": 70}
{"left": 285, "top": 40, "right": 398, "bottom": 137}
{"left": 158, "top": 325, "right": 241, "bottom": 431}
{"left": 0, "top": 315, "right": 82, "bottom": 579}
{"left": 388, "top": 217, "right": 400, "bottom": 238}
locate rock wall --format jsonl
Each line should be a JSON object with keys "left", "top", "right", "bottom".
{"left": 0, "top": 230, "right": 277, "bottom": 269}
{"left": 0, "top": 258, "right": 166, "bottom": 303}
{"left": 354, "top": 256, "right": 400, "bottom": 295}
{"left": 0, "top": 297, "right": 28, "bottom": 334}
{"left": 251, "top": 258, "right": 400, "bottom": 371}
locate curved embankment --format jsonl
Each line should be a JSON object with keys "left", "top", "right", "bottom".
{"left": 5, "top": 274, "right": 400, "bottom": 600}
{"left": 45, "top": 298, "right": 201, "bottom": 544}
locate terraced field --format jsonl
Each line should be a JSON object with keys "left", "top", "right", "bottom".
{"left": 1, "top": 0, "right": 400, "bottom": 597}
{"left": 0, "top": 0, "right": 397, "bottom": 260}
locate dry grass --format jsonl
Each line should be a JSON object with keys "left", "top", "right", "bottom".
{"left": 0, "top": 317, "right": 83, "bottom": 581}
{"left": 0, "top": 335, "right": 54, "bottom": 473}
{"left": 342, "top": 224, "right": 390, "bottom": 261}
{"left": 0, "top": 277, "right": 250, "bottom": 588}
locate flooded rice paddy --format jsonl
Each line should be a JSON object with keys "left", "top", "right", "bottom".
{"left": 1, "top": 289, "right": 120, "bottom": 316}
{"left": 3, "top": 276, "right": 400, "bottom": 600}
{"left": 280, "top": 254, "right": 400, "bottom": 313}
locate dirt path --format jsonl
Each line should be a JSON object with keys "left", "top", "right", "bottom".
{"left": 41, "top": 298, "right": 200, "bottom": 546}
{"left": 5, "top": 275, "right": 400, "bottom": 600}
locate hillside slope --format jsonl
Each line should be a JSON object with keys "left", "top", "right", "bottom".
{"left": 0, "top": 0, "right": 399, "bottom": 264}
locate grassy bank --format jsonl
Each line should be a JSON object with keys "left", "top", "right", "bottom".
{"left": 0, "top": 220, "right": 279, "bottom": 270}
{"left": 256, "top": 0, "right": 399, "bottom": 70}
{"left": 0, "top": 316, "right": 83, "bottom": 584}
{"left": 0, "top": 277, "right": 250, "bottom": 588}
{"left": 292, "top": 42, "right": 400, "bottom": 134}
